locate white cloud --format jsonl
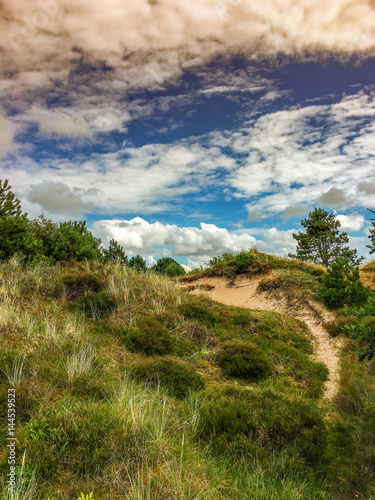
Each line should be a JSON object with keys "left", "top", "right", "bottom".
{"left": 223, "top": 91, "right": 375, "bottom": 219}
{"left": 30, "top": 105, "right": 93, "bottom": 138}
{"left": 91, "top": 217, "right": 300, "bottom": 264}
{"left": 6, "top": 141, "right": 235, "bottom": 217}
{"left": 336, "top": 212, "right": 365, "bottom": 232}
{"left": 92, "top": 218, "right": 258, "bottom": 260}
{"left": 0, "top": 115, "right": 15, "bottom": 159}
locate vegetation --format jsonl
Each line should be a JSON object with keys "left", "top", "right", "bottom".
{"left": 321, "top": 257, "right": 370, "bottom": 308}
{"left": 102, "top": 239, "right": 128, "bottom": 265}
{"left": 131, "top": 356, "right": 205, "bottom": 398}
{"left": 218, "top": 340, "right": 271, "bottom": 380}
{"left": 289, "top": 207, "right": 362, "bottom": 267}
{"left": 152, "top": 257, "right": 186, "bottom": 277}
{"left": 0, "top": 258, "right": 357, "bottom": 499}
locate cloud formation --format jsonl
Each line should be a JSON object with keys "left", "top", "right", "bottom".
{"left": 0, "top": 115, "right": 15, "bottom": 159}
{"left": 92, "top": 217, "right": 301, "bottom": 266}
{"left": 28, "top": 181, "right": 95, "bottom": 217}
{"left": 336, "top": 212, "right": 365, "bottom": 232}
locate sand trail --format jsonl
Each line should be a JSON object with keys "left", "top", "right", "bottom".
{"left": 183, "top": 274, "right": 341, "bottom": 399}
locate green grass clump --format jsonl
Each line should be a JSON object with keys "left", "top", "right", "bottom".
{"left": 77, "top": 291, "right": 116, "bottom": 319}
{"left": 178, "top": 297, "right": 220, "bottom": 327}
{"left": 61, "top": 271, "right": 105, "bottom": 301}
{"left": 200, "top": 385, "right": 327, "bottom": 463}
{"left": 131, "top": 356, "right": 205, "bottom": 398}
{"left": 218, "top": 340, "right": 271, "bottom": 381}
{"left": 120, "top": 317, "right": 176, "bottom": 356}
{"left": 118, "top": 316, "right": 194, "bottom": 357}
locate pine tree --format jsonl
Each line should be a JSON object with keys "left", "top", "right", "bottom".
{"left": 50, "top": 221, "right": 102, "bottom": 262}
{"left": 0, "top": 179, "right": 22, "bottom": 217}
{"left": 0, "top": 179, "right": 34, "bottom": 261}
{"left": 289, "top": 208, "right": 362, "bottom": 267}
{"left": 102, "top": 239, "right": 128, "bottom": 265}
{"left": 321, "top": 257, "right": 370, "bottom": 308}
{"left": 128, "top": 255, "right": 147, "bottom": 273}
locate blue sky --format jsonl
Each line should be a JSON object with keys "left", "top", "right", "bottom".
{"left": 1, "top": 0, "right": 375, "bottom": 268}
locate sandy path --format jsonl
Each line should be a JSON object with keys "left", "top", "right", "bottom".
{"left": 183, "top": 274, "right": 341, "bottom": 399}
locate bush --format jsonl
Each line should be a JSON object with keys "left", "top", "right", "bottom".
{"left": 228, "top": 310, "right": 254, "bottom": 326}
{"left": 234, "top": 252, "right": 255, "bottom": 269}
{"left": 51, "top": 221, "right": 102, "bottom": 262}
{"left": 128, "top": 255, "right": 147, "bottom": 273}
{"left": 208, "top": 253, "right": 235, "bottom": 267}
{"left": 218, "top": 340, "right": 271, "bottom": 380}
{"left": 178, "top": 298, "right": 220, "bottom": 327}
{"left": 324, "top": 316, "right": 358, "bottom": 337}
{"left": 121, "top": 317, "right": 176, "bottom": 356}
{"left": 164, "top": 262, "right": 186, "bottom": 277}
{"left": 61, "top": 271, "right": 104, "bottom": 301}
{"left": 131, "top": 356, "right": 205, "bottom": 398}
{"left": 321, "top": 258, "right": 370, "bottom": 308}
{"left": 200, "top": 386, "right": 326, "bottom": 463}
{"left": 152, "top": 257, "right": 185, "bottom": 276}
{"left": 77, "top": 291, "right": 116, "bottom": 319}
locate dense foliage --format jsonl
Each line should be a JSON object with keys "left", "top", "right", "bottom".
{"left": 321, "top": 257, "right": 370, "bottom": 308}
{"left": 152, "top": 257, "right": 186, "bottom": 277}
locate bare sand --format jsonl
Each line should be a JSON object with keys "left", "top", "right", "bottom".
{"left": 182, "top": 273, "right": 341, "bottom": 399}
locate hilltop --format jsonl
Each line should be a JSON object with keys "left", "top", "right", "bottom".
{"left": 0, "top": 253, "right": 374, "bottom": 499}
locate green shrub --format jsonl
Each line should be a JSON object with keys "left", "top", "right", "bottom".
{"left": 121, "top": 317, "right": 175, "bottom": 356}
{"left": 23, "top": 402, "right": 140, "bottom": 482}
{"left": 164, "top": 262, "right": 186, "bottom": 277}
{"left": 77, "top": 291, "right": 116, "bottom": 319}
{"left": 324, "top": 316, "right": 358, "bottom": 337}
{"left": 321, "top": 258, "right": 370, "bottom": 308}
{"left": 208, "top": 253, "right": 235, "bottom": 267}
{"left": 178, "top": 298, "right": 220, "bottom": 327}
{"left": 131, "top": 356, "right": 205, "bottom": 398}
{"left": 218, "top": 340, "right": 271, "bottom": 380}
{"left": 234, "top": 252, "right": 255, "bottom": 269}
{"left": 152, "top": 257, "right": 185, "bottom": 276}
{"left": 61, "top": 271, "right": 104, "bottom": 301}
{"left": 200, "top": 386, "right": 326, "bottom": 463}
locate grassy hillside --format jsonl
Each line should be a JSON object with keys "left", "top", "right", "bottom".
{"left": 0, "top": 256, "right": 374, "bottom": 499}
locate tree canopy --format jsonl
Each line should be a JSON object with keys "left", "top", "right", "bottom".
{"left": 102, "top": 239, "right": 128, "bottom": 265}
{"left": 152, "top": 257, "right": 185, "bottom": 277}
{"left": 289, "top": 208, "right": 362, "bottom": 267}
{"left": 0, "top": 179, "right": 22, "bottom": 217}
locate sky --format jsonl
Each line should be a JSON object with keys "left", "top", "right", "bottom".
{"left": 1, "top": 0, "right": 375, "bottom": 269}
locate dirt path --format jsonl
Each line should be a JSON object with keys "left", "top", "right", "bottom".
{"left": 183, "top": 274, "right": 341, "bottom": 400}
